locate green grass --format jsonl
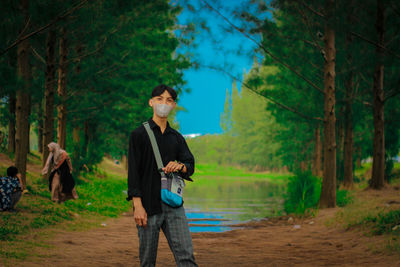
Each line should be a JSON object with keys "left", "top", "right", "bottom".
{"left": 193, "top": 163, "right": 291, "bottom": 180}
{"left": 344, "top": 208, "right": 400, "bottom": 253}
{"left": 0, "top": 172, "right": 130, "bottom": 241}
{"left": 354, "top": 209, "right": 400, "bottom": 236}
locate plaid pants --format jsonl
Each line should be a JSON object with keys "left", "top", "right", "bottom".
{"left": 137, "top": 203, "right": 197, "bottom": 267}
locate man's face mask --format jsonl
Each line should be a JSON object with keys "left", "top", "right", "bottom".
{"left": 154, "top": 103, "right": 173, "bottom": 118}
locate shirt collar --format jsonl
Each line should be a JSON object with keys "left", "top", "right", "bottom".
{"left": 148, "top": 118, "right": 173, "bottom": 133}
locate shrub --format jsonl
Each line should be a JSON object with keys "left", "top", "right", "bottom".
{"left": 336, "top": 189, "right": 353, "bottom": 207}
{"left": 284, "top": 170, "right": 321, "bottom": 215}
{"left": 374, "top": 210, "right": 400, "bottom": 235}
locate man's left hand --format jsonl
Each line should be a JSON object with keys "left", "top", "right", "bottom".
{"left": 163, "top": 161, "right": 185, "bottom": 173}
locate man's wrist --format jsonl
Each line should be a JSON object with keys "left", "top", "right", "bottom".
{"left": 179, "top": 163, "right": 185, "bottom": 172}
{"left": 133, "top": 197, "right": 143, "bottom": 208}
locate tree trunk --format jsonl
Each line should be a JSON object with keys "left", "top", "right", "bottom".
{"left": 15, "top": 0, "right": 31, "bottom": 187}
{"left": 343, "top": 77, "right": 354, "bottom": 188}
{"left": 336, "top": 110, "right": 344, "bottom": 182}
{"left": 122, "top": 154, "right": 128, "bottom": 171}
{"left": 72, "top": 126, "right": 80, "bottom": 176}
{"left": 57, "top": 27, "right": 68, "bottom": 149}
{"left": 83, "top": 120, "right": 90, "bottom": 156}
{"left": 356, "top": 146, "right": 362, "bottom": 169}
{"left": 343, "top": 16, "right": 354, "bottom": 189}
{"left": 313, "top": 125, "right": 322, "bottom": 177}
{"left": 71, "top": 43, "right": 83, "bottom": 177}
{"left": 8, "top": 93, "right": 16, "bottom": 153}
{"left": 27, "top": 117, "right": 31, "bottom": 153}
{"left": 42, "top": 29, "right": 57, "bottom": 166}
{"left": 38, "top": 100, "right": 43, "bottom": 153}
{"left": 319, "top": 0, "right": 336, "bottom": 208}
{"left": 370, "top": 0, "right": 385, "bottom": 189}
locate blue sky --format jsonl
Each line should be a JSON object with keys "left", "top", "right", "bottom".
{"left": 175, "top": 1, "right": 258, "bottom": 135}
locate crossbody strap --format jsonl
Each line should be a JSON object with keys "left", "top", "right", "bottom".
{"left": 143, "top": 122, "right": 164, "bottom": 172}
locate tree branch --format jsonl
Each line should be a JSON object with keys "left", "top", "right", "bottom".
{"left": 200, "top": 0, "right": 325, "bottom": 94}
{"left": 203, "top": 64, "right": 323, "bottom": 122}
{"left": 31, "top": 47, "right": 46, "bottom": 65}
{"left": 297, "top": 0, "right": 400, "bottom": 60}
{"left": 0, "top": 0, "right": 89, "bottom": 57}
{"left": 384, "top": 87, "right": 400, "bottom": 102}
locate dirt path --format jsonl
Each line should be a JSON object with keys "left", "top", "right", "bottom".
{"left": 15, "top": 206, "right": 399, "bottom": 267}
{"left": 2, "top": 153, "right": 399, "bottom": 266}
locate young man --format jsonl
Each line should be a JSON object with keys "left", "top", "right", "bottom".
{"left": 0, "top": 166, "right": 23, "bottom": 212}
{"left": 127, "top": 84, "right": 197, "bottom": 267}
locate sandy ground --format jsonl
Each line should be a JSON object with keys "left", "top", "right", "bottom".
{"left": 13, "top": 204, "right": 400, "bottom": 267}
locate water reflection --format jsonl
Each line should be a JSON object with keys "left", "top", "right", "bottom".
{"left": 184, "top": 179, "right": 285, "bottom": 233}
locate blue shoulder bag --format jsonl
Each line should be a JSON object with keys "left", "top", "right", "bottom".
{"left": 143, "top": 122, "right": 185, "bottom": 208}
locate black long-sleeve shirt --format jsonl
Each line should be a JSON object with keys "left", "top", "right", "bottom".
{"left": 127, "top": 118, "right": 195, "bottom": 216}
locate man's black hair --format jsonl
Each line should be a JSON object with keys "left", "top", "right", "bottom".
{"left": 7, "top": 166, "right": 18, "bottom": 177}
{"left": 151, "top": 84, "right": 177, "bottom": 101}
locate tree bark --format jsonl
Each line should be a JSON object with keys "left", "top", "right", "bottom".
{"left": 313, "top": 125, "right": 322, "bottom": 177}
{"left": 343, "top": 15, "right": 354, "bottom": 189}
{"left": 336, "top": 110, "right": 344, "bottom": 182}
{"left": 122, "top": 154, "right": 128, "bottom": 171}
{"left": 38, "top": 100, "right": 43, "bottom": 153}
{"left": 57, "top": 27, "right": 68, "bottom": 149}
{"left": 72, "top": 126, "right": 80, "bottom": 176}
{"left": 42, "top": 29, "right": 57, "bottom": 166}
{"left": 71, "top": 43, "right": 83, "bottom": 176}
{"left": 8, "top": 93, "right": 16, "bottom": 153}
{"left": 83, "top": 120, "right": 90, "bottom": 156}
{"left": 343, "top": 75, "right": 354, "bottom": 188}
{"left": 370, "top": 0, "right": 385, "bottom": 189}
{"left": 15, "top": 0, "right": 31, "bottom": 187}
{"left": 356, "top": 146, "right": 362, "bottom": 169}
{"left": 319, "top": 0, "right": 336, "bottom": 208}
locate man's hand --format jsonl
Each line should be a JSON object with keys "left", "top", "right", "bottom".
{"left": 133, "top": 198, "right": 147, "bottom": 228}
{"left": 163, "top": 161, "right": 186, "bottom": 173}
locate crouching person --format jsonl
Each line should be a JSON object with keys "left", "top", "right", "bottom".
{"left": 0, "top": 166, "right": 23, "bottom": 212}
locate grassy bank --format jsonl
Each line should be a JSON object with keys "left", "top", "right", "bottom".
{"left": 0, "top": 155, "right": 130, "bottom": 264}
{"left": 327, "top": 164, "right": 400, "bottom": 254}
{"left": 191, "top": 163, "right": 290, "bottom": 187}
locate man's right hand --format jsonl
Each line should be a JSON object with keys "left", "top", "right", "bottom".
{"left": 133, "top": 198, "right": 147, "bottom": 228}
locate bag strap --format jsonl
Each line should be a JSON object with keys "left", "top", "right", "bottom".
{"left": 143, "top": 122, "right": 164, "bottom": 172}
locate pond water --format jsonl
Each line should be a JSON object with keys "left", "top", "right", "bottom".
{"left": 183, "top": 178, "right": 286, "bottom": 233}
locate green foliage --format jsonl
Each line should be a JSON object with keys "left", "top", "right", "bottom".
{"left": 284, "top": 171, "right": 321, "bottom": 215}
{"left": 354, "top": 210, "right": 400, "bottom": 236}
{"left": 0, "top": 0, "right": 194, "bottom": 174}
{"left": 373, "top": 210, "right": 400, "bottom": 235}
{"left": 336, "top": 189, "right": 354, "bottom": 207}
{"left": 284, "top": 170, "right": 353, "bottom": 214}
{"left": 239, "top": 0, "right": 400, "bottom": 179}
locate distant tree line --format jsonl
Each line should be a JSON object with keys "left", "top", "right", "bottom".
{"left": 187, "top": 67, "right": 282, "bottom": 171}
{"left": 0, "top": 0, "right": 192, "bottom": 184}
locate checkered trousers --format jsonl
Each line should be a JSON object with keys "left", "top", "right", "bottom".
{"left": 137, "top": 203, "right": 197, "bottom": 267}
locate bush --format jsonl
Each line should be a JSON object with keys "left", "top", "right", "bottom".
{"left": 284, "top": 170, "right": 321, "bottom": 215}
{"left": 374, "top": 210, "right": 400, "bottom": 235}
{"left": 284, "top": 171, "right": 354, "bottom": 215}
{"left": 336, "top": 189, "right": 353, "bottom": 207}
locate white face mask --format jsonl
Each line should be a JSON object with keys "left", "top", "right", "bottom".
{"left": 154, "top": 103, "right": 173, "bottom": 118}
